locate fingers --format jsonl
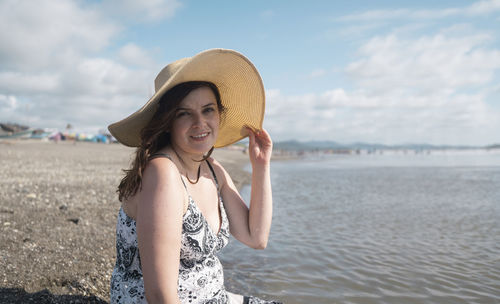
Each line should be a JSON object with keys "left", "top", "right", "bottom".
{"left": 246, "top": 127, "right": 272, "bottom": 147}
{"left": 247, "top": 127, "right": 255, "bottom": 143}
{"left": 255, "top": 129, "right": 272, "bottom": 147}
{"left": 258, "top": 129, "right": 270, "bottom": 141}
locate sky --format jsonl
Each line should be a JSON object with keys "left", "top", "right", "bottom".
{"left": 1, "top": 0, "right": 499, "bottom": 146}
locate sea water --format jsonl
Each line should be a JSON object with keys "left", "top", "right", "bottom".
{"left": 220, "top": 150, "right": 500, "bottom": 304}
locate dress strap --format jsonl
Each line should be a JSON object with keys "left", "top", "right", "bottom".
{"left": 205, "top": 159, "right": 219, "bottom": 191}
{"left": 148, "top": 152, "right": 172, "bottom": 161}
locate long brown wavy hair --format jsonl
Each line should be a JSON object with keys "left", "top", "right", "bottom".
{"left": 117, "top": 81, "right": 224, "bottom": 202}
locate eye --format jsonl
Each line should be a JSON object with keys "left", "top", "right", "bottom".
{"left": 203, "top": 107, "right": 216, "bottom": 114}
{"left": 176, "top": 111, "right": 189, "bottom": 118}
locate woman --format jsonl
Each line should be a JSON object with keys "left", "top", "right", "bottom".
{"left": 108, "top": 49, "right": 281, "bottom": 304}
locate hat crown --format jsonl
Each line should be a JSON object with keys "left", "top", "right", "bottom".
{"left": 154, "top": 57, "right": 190, "bottom": 92}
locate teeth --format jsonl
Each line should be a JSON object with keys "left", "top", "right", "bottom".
{"left": 192, "top": 133, "right": 208, "bottom": 138}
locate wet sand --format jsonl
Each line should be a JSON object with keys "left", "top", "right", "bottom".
{"left": 0, "top": 140, "right": 251, "bottom": 303}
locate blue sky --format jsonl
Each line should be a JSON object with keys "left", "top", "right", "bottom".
{"left": 1, "top": 0, "right": 499, "bottom": 145}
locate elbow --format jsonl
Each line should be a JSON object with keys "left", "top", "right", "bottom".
{"left": 247, "top": 230, "right": 270, "bottom": 249}
{"left": 255, "top": 243, "right": 267, "bottom": 250}
{"left": 252, "top": 239, "right": 268, "bottom": 250}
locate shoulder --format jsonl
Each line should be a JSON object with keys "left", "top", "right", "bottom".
{"left": 123, "top": 157, "right": 181, "bottom": 219}
{"left": 143, "top": 156, "right": 180, "bottom": 181}
{"left": 141, "top": 156, "right": 186, "bottom": 201}
{"left": 138, "top": 156, "right": 188, "bottom": 213}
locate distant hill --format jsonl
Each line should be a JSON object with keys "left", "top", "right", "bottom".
{"left": 273, "top": 140, "right": 486, "bottom": 151}
{"left": 273, "top": 140, "right": 343, "bottom": 151}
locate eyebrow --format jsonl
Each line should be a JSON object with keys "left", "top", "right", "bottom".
{"left": 176, "top": 102, "right": 216, "bottom": 111}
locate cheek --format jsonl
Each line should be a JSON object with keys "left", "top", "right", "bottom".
{"left": 213, "top": 112, "right": 221, "bottom": 126}
{"left": 170, "top": 120, "right": 187, "bottom": 138}
{"left": 212, "top": 116, "right": 220, "bottom": 132}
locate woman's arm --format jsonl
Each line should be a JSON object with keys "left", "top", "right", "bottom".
{"left": 217, "top": 129, "right": 273, "bottom": 249}
{"left": 136, "top": 158, "right": 185, "bottom": 304}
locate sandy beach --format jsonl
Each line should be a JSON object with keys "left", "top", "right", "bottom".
{"left": 0, "top": 140, "right": 251, "bottom": 303}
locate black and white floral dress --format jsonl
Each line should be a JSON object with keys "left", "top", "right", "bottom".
{"left": 110, "top": 157, "right": 282, "bottom": 304}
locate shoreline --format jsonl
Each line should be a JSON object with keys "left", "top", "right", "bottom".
{"left": 0, "top": 140, "right": 251, "bottom": 303}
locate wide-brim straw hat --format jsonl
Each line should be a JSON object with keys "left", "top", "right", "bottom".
{"left": 108, "top": 48, "right": 265, "bottom": 148}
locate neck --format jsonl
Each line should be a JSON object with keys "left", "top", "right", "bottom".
{"left": 169, "top": 146, "right": 203, "bottom": 177}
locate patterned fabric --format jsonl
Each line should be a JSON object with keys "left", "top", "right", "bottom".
{"left": 110, "top": 207, "right": 147, "bottom": 303}
{"left": 110, "top": 158, "right": 282, "bottom": 304}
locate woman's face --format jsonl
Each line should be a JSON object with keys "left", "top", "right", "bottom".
{"left": 170, "top": 86, "right": 220, "bottom": 157}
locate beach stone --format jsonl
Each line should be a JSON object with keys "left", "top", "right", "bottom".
{"left": 67, "top": 218, "right": 79, "bottom": 225}
{"left": 26, "top": 193, "right": 37, "bottom": 199}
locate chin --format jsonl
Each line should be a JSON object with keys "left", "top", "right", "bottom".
{"left": 174, "top": 134, "right": 217, "bottom": 157}
{"left": 187, "top": 142, "right": 215, "bottom": 155}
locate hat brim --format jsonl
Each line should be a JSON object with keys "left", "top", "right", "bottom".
{"left": 108, "top": 49, "right": 265, "bottom": 148}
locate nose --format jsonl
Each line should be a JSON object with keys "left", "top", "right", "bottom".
{"left": 192, "top": 112, "right": 205, "bottom": 128}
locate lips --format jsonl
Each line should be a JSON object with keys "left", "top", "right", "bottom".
{"left": 190, "top": 132, "right": 209, "bottom": 140}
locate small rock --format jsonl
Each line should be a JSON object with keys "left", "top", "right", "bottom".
{"left": 67, "top": 218, "right": 79, "bottom": 224}
{"left": 26, "top": 193, "right": 37, "bottom": 199}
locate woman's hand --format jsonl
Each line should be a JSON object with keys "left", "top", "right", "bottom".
{"left": 247, "top": 128, "right": 273, "bottom": 168}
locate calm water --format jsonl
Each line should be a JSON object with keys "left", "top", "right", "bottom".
{"left": 220, "top": 151, "right": 500, "bottom": 304}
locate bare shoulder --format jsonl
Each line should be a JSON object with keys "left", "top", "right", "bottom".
{"left": 141, "top": 156, "right": 184, "bottom": 192}
{"left": 145, "top": 156, "right": 179, "bottom": 176}
{"left": 138, "top": 156, "right": 187, "bottom": 213}
{"left": 123, "top": 158, "right": 183, "bottom": 219}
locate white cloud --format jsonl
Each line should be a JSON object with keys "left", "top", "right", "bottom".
{"left": 317, "top": 1, "right": 500, "bottom": 145}
{"left": 0, "top": 0, "right": 165, "bottom": 133}
{"left": 101, "top": 0, "right": 182, "bottom": 22}
{"left": 0, "top": 0, "right": 119, "bottom": 71}
{"left": 346, "top": 31, "right": 500, "bottom": 95}
{"left": 0, "top": 72, "right": 60, "bottom": 94}
{"left": 265, "top": 88, "right": 500, "bottom": 145}
{"left": 118, "top": 43, "right": 156, "bottom": 68}
{"left": 36, "top": 55, "right": 154, "bottom": 129}
{"left": 0, "top": 95, "right": 18, "bottom": 110}
{"left": 266, "top": 15, "right": 500, "bottom": 145}
{"left": 338, "top": 0, "right": 500, "bottom": 21}
{"left": 307, "top": 68, "right": 327, "bottom": 79}
{"left": 468, "top": 0, "right": 500, "bottom": 15}
{"left": 67, "top": 58, "right": 136, "bottom": 95}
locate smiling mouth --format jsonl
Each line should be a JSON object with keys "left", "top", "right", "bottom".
{"left": 191, "top": 132, "right": 209, "bottom": 140}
